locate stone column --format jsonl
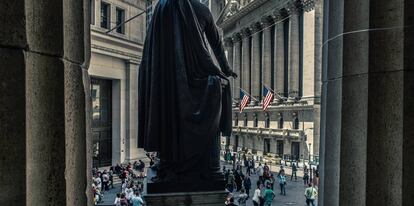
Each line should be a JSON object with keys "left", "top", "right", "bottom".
{"left": 261, "top": 16, "right": 273, "bottom": 92}
{"left": 232, "top": 33, "right": 242, "bottom": 101}
{"left": 288, "top": 4, "right": 301, "bottom": 100}
{"left": 250, "top": 22, "right": 262, "bottom": 105}
{"left": 312, "top": 0, "right": 323, "bottom": 158}
{"left": 224, "top": 38, "right": 235, "bottom": 104}
{"left": 0, "top": 0, "right": 91, "bottom": 205}
{"left": 274, "top": 12, "right": 285, "bottom": 99}
{"left": 241, "top": 28, "right": 252, "bottom": 94}
{"left": 0, "top": 2, "right": 26, "bottom": 204}
{"left": 125, "top": 61, "right": 139, "bottom": 161}
{"left": 319, "top": 0, "right": 414, "bottom": 205}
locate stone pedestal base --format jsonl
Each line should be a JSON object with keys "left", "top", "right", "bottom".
{"left": 144, "top": 190, "right": 227, "bottom": 206}
{"left": 146, "top": 168, "right": 225, "bottom": 193}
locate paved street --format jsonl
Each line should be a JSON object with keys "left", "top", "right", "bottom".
{"left": 97, "top": 160, "right": 317, "bottom": 206}
{"left": 221, "top": 161, "right": 317, "bottom": 206}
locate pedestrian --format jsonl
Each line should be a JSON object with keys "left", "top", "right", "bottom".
{"left": 278, "top": 170, "right": 286, "bottom": 195}
{"left": 114, "top": 193, "right": 121, "bottom": 206}
{"left": 270, "top": 173, "right": 275, "bottom": 190}
{"left": 251, "top": 159, "right": 256, "bottom": 174}
{"left": 102, "top": 171, "right": 109, "bottom": 191}
{"left": 314, "top": 166, "right": 319, "bottom": 187}
{"left": 237, "top": 188, "right": 248, "bottom": 206}
{"left": 278, "top": 165, "right": 285, "bottom": 176}
{"left": 304, "top": 183, "right": 318, "bottom": 206}
{"left": 246, "top": 160, "right": 251, "bottom": 176}
{"left": 291, "top": 162, "right": 297, "bottom": 181}
{"left": 131, "top": 192, "right": 145, "bottom": 206}
{"left": 257, "top": 163, "right": 264, "bottom": 183}
{"left": 252, "top": 182, "right": 262, "bottom": 206}
{"left": 263, "top": 163, "right": 270, "bottom": 179}
{"left": 263, "top": 184, "right": 275, "bottom": 206}
{"left": 227, "top": 171, "right": 235, "bottom": 192}
{"left": 93, "top": 174, "right": 102, "bottom": 192}
{"left": 108, "top": 169, "right": 114, "bottom": 188}
{"left": 243, "top": 175, "right": 252, "bottom": 198}
{"left": 235, "top": 170, "right": 242, "bottom": 191}
{"left": 121, "top": 180, "right": 127, "bottom": 193}
{"left": 264, "top": 173, "right": 273, "bottom": 191}
{"left": 226, "top": 197, "right": 238, "bottom": 206}
{"left": 303, "top": 168, "right": 309, "bottom": 186}
{"left": 233, "top": 153, "right": 237, "bottom": 169}
{"left": 120, "top": 193, "right": 128, "bottom": 206}
{"left": 125, "top": 184, "right": 134, "bottom": 203}
{"left": 138, "top": 159, "right": 145, "bottom": 177}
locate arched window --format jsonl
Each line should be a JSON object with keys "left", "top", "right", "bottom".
{"left": 243, "top": 113, "right": 248, "bottom": 127}
{"left": 253, "top": 113, "right": 258, "bottom": 127}
{"left": 265, "top": 113, "right": 270, "bottom": 128}
{"left": 278, "top": 113, "right": 284, "bottom": 129}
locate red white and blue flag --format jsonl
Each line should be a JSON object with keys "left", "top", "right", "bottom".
{"left": 262, "top": 85, "right": 273, "bottom": 111}
{"left": 239, "top": 89, "right": 250, "bottom": 113}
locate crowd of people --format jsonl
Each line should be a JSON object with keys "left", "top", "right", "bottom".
{"left": 92, "top": 160, "right": 148, "bottom": 206}
{"left": 92, "top": 168, "right": 114, "bottom": 204}
{"left": 224, "top": 154, "right": 319, "bottom": 206}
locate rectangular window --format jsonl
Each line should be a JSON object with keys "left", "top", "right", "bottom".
{"left": 116, "top": 8, "right": 125, "bottom": 34}
{"left": 100, "top": 2, "right": 110, "bottom": 29}
{"left": 90, "top": 0, "right": 95, "bottom": 25}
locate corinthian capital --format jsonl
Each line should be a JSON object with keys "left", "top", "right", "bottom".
{"left": 240, "top": 27, "right": 252, "bottom": 38}
{"left": 250, "top": 22, "right": 263, "bottom": 33}
{"left": 286, "top": 0, "right": 302, "bottom": 15}
{"left": 232, "top": 32, "right": 242, "bottom": 42}
{"left": 261, "top": 15, "right": 275, "bottom": 27}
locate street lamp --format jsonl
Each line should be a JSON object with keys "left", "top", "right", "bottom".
{"left": 309, "top": 143, "right": 312, "bottom": 182}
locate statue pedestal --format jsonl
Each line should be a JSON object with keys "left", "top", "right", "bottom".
{"left": 144, "top": 190, "right": 227, "bottom": 206}
{"left": 145, "top": 168, "right": 225, "bottom": 193}
{"left": 144, "top": 169, "right": 227, "bottom": 205}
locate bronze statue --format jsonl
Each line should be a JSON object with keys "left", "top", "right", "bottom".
{"left": 138, "top": 0, "right": 237, "bottom": 193}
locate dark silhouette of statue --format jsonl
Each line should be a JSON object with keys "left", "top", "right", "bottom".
{"left": 138, "top": 0, "right": 237, "bottom": 193}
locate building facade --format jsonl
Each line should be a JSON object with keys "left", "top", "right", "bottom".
{"left": 217, "top": 0, "right": 322, "bottom": 162}
{"left": 89, "top": 0, "right": 146, "bottom": 167}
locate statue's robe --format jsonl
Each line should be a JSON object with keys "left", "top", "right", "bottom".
{"left": 138, "top": 0, "right": 232, "bottom": 180}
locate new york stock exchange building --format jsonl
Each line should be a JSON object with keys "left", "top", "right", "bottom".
{"left": 217, "top": 0, "right": 322, "bottom": 165}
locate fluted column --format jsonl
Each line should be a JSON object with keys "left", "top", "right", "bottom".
{"left": 274, "top": 12, "right": 285, "bottom": 99}
{"left": 261, "top": 16, "right": 273, "bottom": 92}
{"left": 0, "top": 0, "right": 92, "bottom": 205}
{"left": 250, "top": 22, "right": 262, "bottom": 105}
{"left": 224, "top": 37, "right": 234, "bottom": 104}
{"left": 320, "top": 0, "right": 414, "bottom": 205}
{"left": 232, "top": 33, "right": 242, "bottom": 101}
{"left": 241, "top": 28, "right": 252, "bottom": 94}
{"left": 288, "top": 4, "right": 301, "bottom": 100}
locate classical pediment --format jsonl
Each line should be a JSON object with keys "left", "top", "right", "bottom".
{"left": 216, "top": 0, "right": 271, "bottom": 27}
{"left": 216, "top": 0, "right": 316, "bottom": 28}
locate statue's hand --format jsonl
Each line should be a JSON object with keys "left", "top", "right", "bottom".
{"left": 225, "top": 70, "right": 238, "bottom": 78}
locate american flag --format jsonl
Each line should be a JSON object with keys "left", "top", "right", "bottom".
{"left": 262, "top": 85, "right": 274, "bottom": 111}
{"left": 239, "top": 89, "right": 250, "bottom": 113}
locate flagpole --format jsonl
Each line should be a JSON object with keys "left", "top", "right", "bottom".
{"left": 263, "top": 84, "right": 284, "bottom": 100}
{"left": 239, "top": 88, "right": 259, "bottom": 102}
